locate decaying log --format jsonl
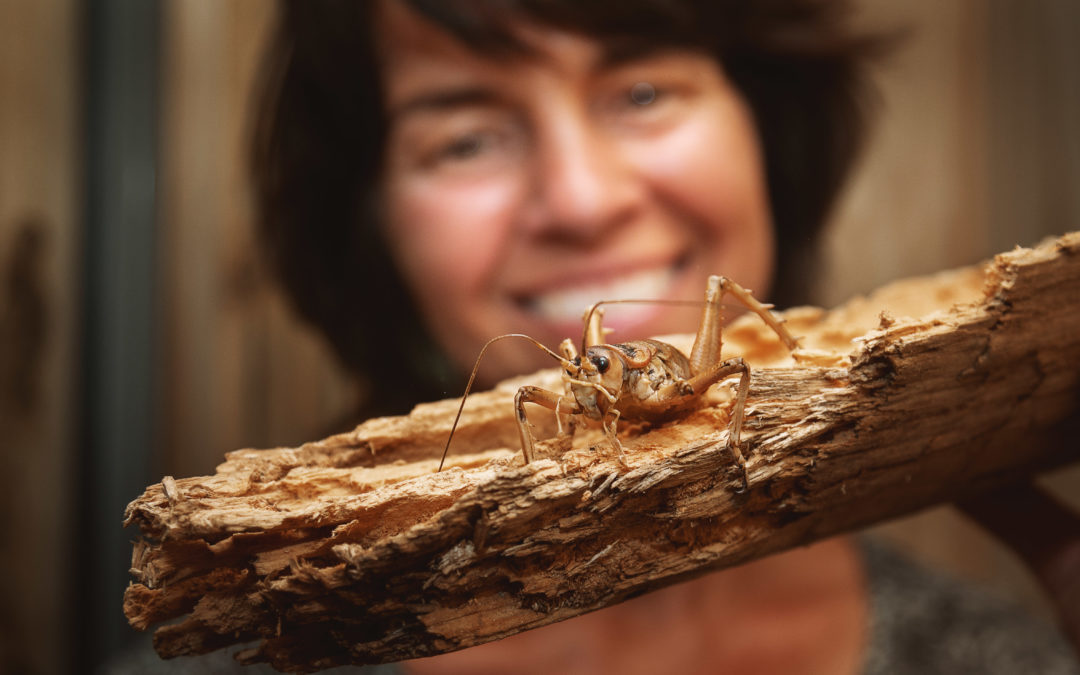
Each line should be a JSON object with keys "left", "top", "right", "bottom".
{"left": 124, "top": 233, "right": 1080, "bottom": 672}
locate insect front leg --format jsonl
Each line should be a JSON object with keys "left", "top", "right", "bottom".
{"left": 556, "top": 339, "right": 583, "bottom": 437}
{"left": 685, "top": 356, "right": 752, "bottom": 490}
{"left": 514, "top": 386, "right": 581, "bottom": 464}
{"left": 601, "top": 409, "right": 628, "bottom": 469}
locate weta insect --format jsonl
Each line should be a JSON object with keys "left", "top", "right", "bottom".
{"left": 439, "top": 275, "right": 800, "bottom": 489}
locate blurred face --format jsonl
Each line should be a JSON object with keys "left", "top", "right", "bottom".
{"left": 378, "top": 2, "right": 775, "bottom": 382}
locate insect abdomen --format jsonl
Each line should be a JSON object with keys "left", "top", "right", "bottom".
{"left": 615, "top": 340, "right": 696, "bottom": 421}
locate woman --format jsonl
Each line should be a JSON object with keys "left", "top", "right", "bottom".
{"left": 251, "top": 1, "right": 1080, "bottom": 673}
{"left": 252, "top": 0, "right": 869, "bottom": 411}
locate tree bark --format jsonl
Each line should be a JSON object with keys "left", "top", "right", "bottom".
{"left": 124, "top": 232, "right": 1080, "bottom": 672}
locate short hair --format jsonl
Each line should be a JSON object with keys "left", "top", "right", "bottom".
{"left": 251, "top": 0, "right": 882, "bottom": 413}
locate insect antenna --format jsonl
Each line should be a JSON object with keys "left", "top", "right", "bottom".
{"left": 438, "top": 334, "right": 567, "bottom": 472}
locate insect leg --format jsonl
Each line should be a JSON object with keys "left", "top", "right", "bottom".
{"left": 514, "top": 386, "right": 581, "bottom": 464}
{"left": 439, "top": 333, "right": 572, "bottom": 472}
{"left": 727, "top": 364, "right": 752, "bottom": 492}
{"left": 556, "top": 340, "right": 581, "bottom": 436}
{"left": 688, "top": 275, "right": 726, "bottom": 374}
{"left": 717, "top": 276, "right": 800, "bottom": 351}
{"left": 554, "top": 396, "right": 572, "bottom": 435}
{"left": 559, "top": 338, "right": 579, "bottom": 362}
{"left": 688, "top": 275, "right": 799, "bottom": 375}
{"left": 685, "top": 356, "right": 752, "bottom": 490}
{"left": 602, "top": 409, "right": 628, "bottom": 468}
{"left": 584, "top": 306, "right": 606, "bottom": 348}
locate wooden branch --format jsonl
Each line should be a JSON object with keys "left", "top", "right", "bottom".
{"left": 124, "top": 232, "right": 1080, "bottom": 672}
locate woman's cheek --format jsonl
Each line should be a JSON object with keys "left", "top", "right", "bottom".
{"left": 647, "top": 107, "right": 762, "bottom": 223}
{"left": 386, "top": 176, "right": 518, "bottom": 304}
{"left": 638, "top": 104, "right": 774, "bottom": 292}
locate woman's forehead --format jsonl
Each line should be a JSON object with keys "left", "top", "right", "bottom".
{"left": 376, "top": 2, "right": 698, "bottom": 121}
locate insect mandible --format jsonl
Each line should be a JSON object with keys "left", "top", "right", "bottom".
{"left": 439, "top": 275, "right": 800, "bottom": 489}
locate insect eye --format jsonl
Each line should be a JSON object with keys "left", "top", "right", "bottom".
{"left": 591, "top": 355, "right": 610, "bottom": 374}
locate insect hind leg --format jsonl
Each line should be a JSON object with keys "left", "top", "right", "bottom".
{"left": 689, "top": 276, "right": 799, "bottom": 375}
{"left": 720, "top": 277, "right": 800, "bottom": 352}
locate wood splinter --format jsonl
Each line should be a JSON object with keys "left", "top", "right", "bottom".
{"left": 160, "top": 475, "right": 179, "bottom": 505}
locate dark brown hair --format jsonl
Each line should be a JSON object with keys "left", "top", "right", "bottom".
{"left": 252, "top": 0, "right": 882, "bottom": 413}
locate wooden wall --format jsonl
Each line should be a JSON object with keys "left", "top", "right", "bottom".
{"left": 0, "top": 1, "right": 80, "bottom": 673}
{"left": 822, "top": 0, "right": 990, "bottom": 304}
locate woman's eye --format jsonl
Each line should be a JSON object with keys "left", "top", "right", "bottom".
{"left": 437, "top": 133, "right": 489, "bottom": 162}
{"left": 616, "top": 81, "right": 666, "bottom": 111}
{"left": 600, "top": 80, "right": 682, "bottom": 124}
{"left": 420, "top": 121, "right": 524, "bottom": 172}
{"left": 629, "top": 82, "right": 657, "bottom": 106}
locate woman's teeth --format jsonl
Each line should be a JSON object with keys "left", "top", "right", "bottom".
{"left": 529, "top": 266, "right": 678, "bottom": 323}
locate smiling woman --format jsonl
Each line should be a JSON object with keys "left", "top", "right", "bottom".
{"left": 252, "top": 0, "right": 874, "bottom": 412}
{"left": 248, "top": 2, "right": 878, "bottom": 673}
{"left": 228, "top": 2, "right": 1080, "bottom": 674}
{"left": 378, "top": 2, "right": 774, "bottom": 383}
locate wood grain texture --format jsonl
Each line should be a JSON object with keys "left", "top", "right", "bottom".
{"left": 124, "top": 233, "right": 1080, "bottom": 672}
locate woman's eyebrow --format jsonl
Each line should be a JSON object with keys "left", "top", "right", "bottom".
{"left": 389, "top": 87, "right": 500, "bottom": 121}
{"left": 595, "top": 40, "right": 676, "bottom": 69}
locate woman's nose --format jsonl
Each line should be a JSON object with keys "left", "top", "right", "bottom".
{"left": 519, "top": 112, "right": 642, "bottom": 240}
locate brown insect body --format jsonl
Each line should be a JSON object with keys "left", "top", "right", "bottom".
{"left": 443, "top": 275, "right": 799, "bottom": 489}
{"left": 567, "top": 339, "right": 698, "bottom": 424}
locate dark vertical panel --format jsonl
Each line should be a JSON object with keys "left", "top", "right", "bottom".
{"left": 79, "top": 0, "right": 160, "bottom": 668}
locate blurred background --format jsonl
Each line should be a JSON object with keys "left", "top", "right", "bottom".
{"left": 1, "top": 0, "right": 1078, "bottom": 672}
